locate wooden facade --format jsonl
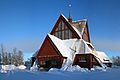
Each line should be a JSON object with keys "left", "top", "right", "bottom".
{"left": 37, "top": 35, "right": 67, "bottom": 71}
{"left": 50, "top": 15, "right": 80, "bottom": 39}
{"left": 36, "top": 14, "right": 93, "bottom": 70}
{"left": 72, "top": 20, "right": 90, "bottom": 42}
{"left": 82, "top": 22, "right": 90, "bottom": 42}
{"left": 73, "top": 54, "right": 101, "bottom": 70}
{"left": 36, "top": 14, "right": 111, "bottom": 71}
{"left": 50, "top": 15, "right": 90, "bottom": 42}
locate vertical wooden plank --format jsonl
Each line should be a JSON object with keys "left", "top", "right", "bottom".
{"left": 88, "top": 54, "right": 93, "bottom": 70}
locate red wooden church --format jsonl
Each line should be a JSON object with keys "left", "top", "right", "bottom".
{"left": 35, "top": 14, "right": 112, "bottom": 71}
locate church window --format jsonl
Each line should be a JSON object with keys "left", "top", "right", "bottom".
{"left": 62, "top": 31, "right": 64, "bottom": 39}
{"left": 69, "top": 30, "right": 72, "bottom": 38}
{"left": 65, "top": 30, "right": 69, "bottom": 39}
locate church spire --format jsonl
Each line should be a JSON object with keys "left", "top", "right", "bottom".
{"left": 68, "top": 3, "right": 72, "bottom": 23}
{"left": 69, "top": 4, "right": 71, "bottom": 18}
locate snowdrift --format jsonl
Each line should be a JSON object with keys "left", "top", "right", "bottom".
{"left": 49, "top": 65, "right": 87, "bottom": 72}
{"left": 30, "top": 60, "right": 38, "bottom": 71}
{"left": 18, "top": 65, "right": 26, "bottom": 70}
{"left": 1, "top": 65, "right": 17, "bottom": 71}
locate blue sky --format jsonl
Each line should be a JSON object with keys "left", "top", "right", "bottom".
{"left": 0, "top": 0, "right": 120, "bottom": 61}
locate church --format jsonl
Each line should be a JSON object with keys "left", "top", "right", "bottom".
{"left": 34, "top": 14, "right": 112, "bottom": 71}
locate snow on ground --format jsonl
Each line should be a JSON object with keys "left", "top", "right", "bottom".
{"left": 1, "top": 65, "right": 120, "bottom": 80}
{"left": 17, "top": 65, "right": 26, "bottom": 70}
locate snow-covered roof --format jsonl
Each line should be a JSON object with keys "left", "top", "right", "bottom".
{"left": 47, "top": 14, "right": 112, "bottom": 66}
{"left": 48, "top": 34, "right": 71, "bottom": 57}
{"left": 48, "top": 34, "right": 112, "bottom": 65}
{"left": 48, "top": 34, "right": 92, "bottom": 61}
{"left": 61, "top": 14, "right": 68, "bottom": 21}
{"left": 93, "top": 51, "right": 112, "bottom": 63}
{"left": 60, "top": 15, "right": 112, "bottom": 64}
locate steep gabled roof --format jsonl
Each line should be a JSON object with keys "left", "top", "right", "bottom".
{"left": 48, "top": 34, "right": 71, "bottom": 57}
{"left": 50, "top": 14, "right": 81, "bottom": 39}
{"left": 50, "top": 14, "right": 90, "bottom": 42}
{"left": 36, "top": 14, "right": 112, "bottom": 67}
{"left": 48, "top": 34, "right": 112, "bottom": 65}
{"left": 48, "top": 34, "right": 92, "bottom": 61}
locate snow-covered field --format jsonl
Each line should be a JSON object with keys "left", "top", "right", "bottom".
{"left": 0, "top": 65, "right": 120, "bottom": 80}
